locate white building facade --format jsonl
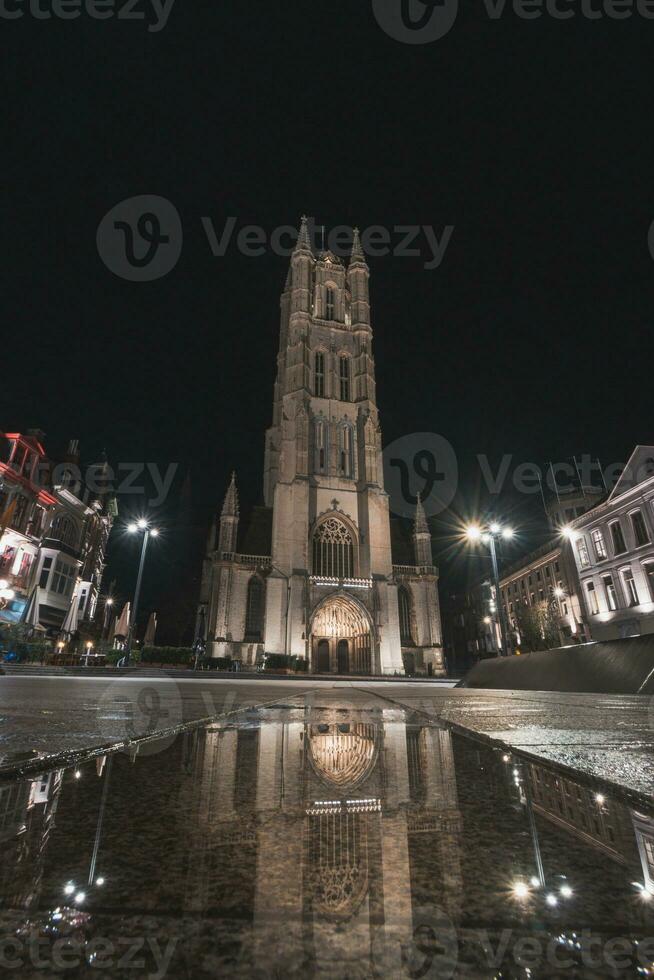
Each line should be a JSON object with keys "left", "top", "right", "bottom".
{"left": 198, "top": 219, "right": 444, "bottom": 675}
{"left": 567, "top": 446, "right": 654, "bottom": 641}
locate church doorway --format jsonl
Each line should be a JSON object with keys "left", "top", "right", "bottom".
{"left": 337, "top": 639, "right": 349, "bottom": 674}
{"left": 310, "top": 595, "right": 373, "bottom": 675}
{"left": 315, "top": 640, "right": 330, "bottom": 673}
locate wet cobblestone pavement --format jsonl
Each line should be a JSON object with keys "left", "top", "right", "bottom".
{"left": 1, "top": 690, "right": 654, "bottom": 977}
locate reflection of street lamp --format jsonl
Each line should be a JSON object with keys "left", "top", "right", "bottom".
{"left": 465, "top": 523, "right": 514, "bottom": 656}
{"left": 124, "top": 521, "right": 159, "bottom": 667}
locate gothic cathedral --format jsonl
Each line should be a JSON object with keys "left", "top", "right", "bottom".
{"left": 198, "top": 218, "right": 444, "bottom": 675}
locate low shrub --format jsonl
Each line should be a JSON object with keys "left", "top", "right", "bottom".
{"left": 141, "top": 646, "right": 193, "bottom": 666}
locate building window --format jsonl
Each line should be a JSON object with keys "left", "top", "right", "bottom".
{"left": 398, "top": 587, "right": 414, "bottom": 645}
{"left": 621, "top": 567, "right": 640, "bottom": 607}
{"left": 591, "top": 528, "right": 607, "bottom": 561}
{"left": 645, "top": 563, "right": 654, "bottom": 602}
{"left": 50, "top": 515, "right": 78, "bottom": 549}
{"left": 631, "top": 511, "right": 650, "bottom": 547}
{"left": 51, "top": 559, "right": 76, "bottom": 597}
{"left": 314, "top": 351, "right": 325, "bottom": 397}
{"left": 576, "top": 538, "right": 591, "bottom": 569}
{"left": 38, "top": 556, "right": 53, "bottom": 589}
{"left": 244, "top": 576, "right": 265, "bottom": 641}
{"left": 339, "top": 356, "right": 350, "bottom": 402}
{"left": 603, "top": 575, "right": 618, "bottom": 611}
{"left": 314, "top": 419, "right": 328, "bottom": 474}
{"left": 610, "top": 521, "right": 627, "bottom": 556}
{"left": 325, "top": 286, "right": 335, "bottom": 321}
{"left": 312, "top": 517, "right": 354, "bottom": 579}
{"left": 586, "top": 581, "right": 599, "bottom": 615}
{"left": 339, "top": 425, "right": 354, "bottom": 478}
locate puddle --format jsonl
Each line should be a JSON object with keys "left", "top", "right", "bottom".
{"left": 0, "top": 702, "right": 653, "bottom": 978}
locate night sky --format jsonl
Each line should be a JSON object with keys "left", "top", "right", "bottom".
{"left": 2, "top": 2, "right": 653, "bottom": 636}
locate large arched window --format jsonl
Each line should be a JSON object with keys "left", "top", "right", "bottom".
{"left": 312, "top": 517, "right": 355, "bottom": 579}
{"left": 314, "top": 418, "right": 328, "bottom": 474}
{"left": 245, "top": 576, "right": 265, "bottom": 641}
{"left": 314, "top": 351, "right": 325, "bottom": 397}
{"left": 398, "top": 586, "right": 414, "bottom": 645}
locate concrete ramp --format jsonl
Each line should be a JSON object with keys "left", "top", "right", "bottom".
{"left": 460, "top": 634, "right": 654, "bottom": 694}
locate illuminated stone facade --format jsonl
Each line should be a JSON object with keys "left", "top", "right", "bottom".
{"left": 198, "top": 220, "right": 444, "bottom": 674}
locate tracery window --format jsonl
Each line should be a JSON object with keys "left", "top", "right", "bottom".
{"left": 398, "top": 586, "right": 414, "bottom": 645}
{"left": 245, "top": 576, "right": 264, "bottom": 641}
{"left": 312, "top": 517, "right": 354, "bottom": 579}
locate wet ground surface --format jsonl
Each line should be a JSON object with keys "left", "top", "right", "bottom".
{"left": 1, "top": 677, "right": 653, "bottom": 805}
{"left": 1, "top": 698, "right": 654, "bottom": 978}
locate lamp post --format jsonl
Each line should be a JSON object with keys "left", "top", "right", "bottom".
{"left": 124, "top": 519, "right": 159, "bottom": 667}
{"left": 465, "top": 522, "right": 515, "bottom": 657}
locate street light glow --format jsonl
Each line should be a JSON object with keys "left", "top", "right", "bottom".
{"left": 465, "top": 525, "right": 482, "bottom": 541}
{"left": 502, "top": 527, "right": 515, "bottom": 539}
{"left": 560, "top": 884, "right": 573, "bottom": 898}
{"left": 561, "top": 526, "right": 574, "bottom": 539}
{"left": 127, "top": 523, "right": 137, "bottom": 533}
{"left": 489, "top": 522, "right": 501, "bottom": 534}
{"left": 150, "top": 528, "right": 160, "bottom": 538}
{"left": 137, "top": 518, "right": 148, "bottom": 530}
{"left": 64, "top": 882, "right": 75, "bottom": 895}
{"left": 512, "top": 882, "right": 530, "bottom": 899}
{"left": 75, "top": 891, "right": 86, "bottom": 904}
{"left": 546, "top": 894, "right": 558, "bottom": 907}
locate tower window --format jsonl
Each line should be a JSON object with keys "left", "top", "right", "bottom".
{"left": 245, "top": 576, "right": 265, "bottom": 641}
{"left": 314, "top": 419, "right": 328, "bottom": 474}
{"left": 339, "top": 356, "right": 350, "bottom": 401}
{"left": 325, "top": 286, "right": 335, "bottom": 320}
{"left": 314, "top": 352, "right": 325, "bottom": 397}
{"left": 312, "top": 517, "right": 354, "bottom": 579}
{"left": 339, "top": 425, "right": 354, "bottom": 478}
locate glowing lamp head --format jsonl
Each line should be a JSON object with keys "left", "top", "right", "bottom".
{"left": 554, "top": 587, "right": 565, "bottom": 599}
{"left": 137, "top": 519, "right": 148, "bottom": 530}
{"left": 150, "top": 528, "right": 160, "bottom": 538}
{"left": 512, "top": 882, "right": 529, "bottom": 900}
{"left": 560, "top": 884, "right": 573, "bottom": 898}
{"left": 466, "top": 525, "right": 482, "bottom": 541}
{"left": 106, "top": 597, "right": 114, "bottom": 606}
{"left": 595, "top": 793, "right": 605, "bottom": 805}
{"left": 489, "top": 522, "right": 501, "bottom": 535}
{"left": 483, "top": 616, "right": 492, "bottom": 625}
{"left": 502, "top": 527, "right": 515, "bottom": 540}
{"left": 127, "top": 523, "right": 138, "bottom": 533}
{"left": 546, "top": 894, "right": 558, "bottom": 907}
{"left": 64, "top": 883, "right": 75, "bottom": 896}
{"left": 561, "top": 526, "right": 574, "bottom": 540}
{"left": 74, "top": 891, "right": 86, "bottom": 904}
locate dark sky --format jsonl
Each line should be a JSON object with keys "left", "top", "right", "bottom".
{"left": 2, "top": 1, "right": 653, "bottom": 625}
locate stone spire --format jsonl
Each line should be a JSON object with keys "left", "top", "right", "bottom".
{"left": 294, "top": 214, "right": 313, "bottom": 254}
{"left": 218, "top": 471, "right": 239, "bottom": 554}
{"left": 413, "top": 492, "right": 433, "bottom": 566}
{"left": 349, "top": 226, "right": 367, "bottom": 266}
{"left": 347, "top": 225, "right": 370, "bottom": 328}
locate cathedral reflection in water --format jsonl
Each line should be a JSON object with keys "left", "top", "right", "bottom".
{"left": 181, "top": 706, "right": 463, "bottom": 973}
{"left": 1, "top": 704, "right": 654, "bottom": 977}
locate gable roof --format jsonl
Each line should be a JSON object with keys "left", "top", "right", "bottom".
{"left": 608, "top": 445, "right": 654, "bottom": 502}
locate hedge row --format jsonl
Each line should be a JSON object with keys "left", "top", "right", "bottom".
{"left": 141, "top": 646, "right": 194, "bottom": 666}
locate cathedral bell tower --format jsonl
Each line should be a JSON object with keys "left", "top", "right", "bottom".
{"left": 262, "top": 218, "right": 404, "bottom": 674}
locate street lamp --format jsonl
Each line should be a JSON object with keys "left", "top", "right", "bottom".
{"left": 124, "top": 520, "right": 160, "bottom": 667}
{"left": 465, "top": 522, "right": 515, "bottom": 657}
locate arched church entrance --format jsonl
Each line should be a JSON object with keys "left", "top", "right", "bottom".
{"left": 310, "top": 595, "right": 373, "bottom": 675}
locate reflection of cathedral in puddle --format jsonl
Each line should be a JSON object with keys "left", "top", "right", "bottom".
{"left": 183, "top": 708, "right": 464, "bottom": 974}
